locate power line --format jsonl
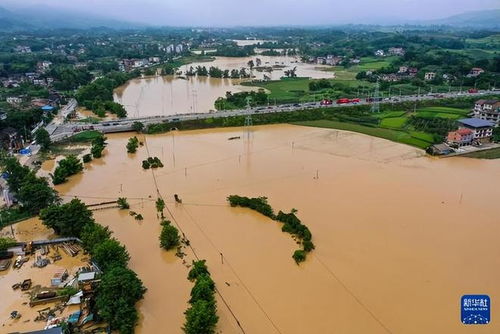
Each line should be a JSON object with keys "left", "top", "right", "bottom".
{"left": 313, "top": 254, "right": 392, "bottom": 334}
{"left": 182, "top": 206, "right": 282, "bottom": 334}
{"left": 142, "top": 135, "right": 247, "bottom": 334}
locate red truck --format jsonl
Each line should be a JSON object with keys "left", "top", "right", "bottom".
{"left": 468, "top": 89, "right": 478, "bottom": 93}
{"left": 337, "top": 98, "right": 350, "bottom": 104}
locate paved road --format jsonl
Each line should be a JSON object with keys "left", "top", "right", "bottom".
{"left": 50, "top": 90, "right": 500, "bottom": 142}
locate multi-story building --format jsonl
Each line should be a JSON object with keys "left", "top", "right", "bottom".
{"left": 388, "top": 47, "right": 405, "bottom": 56}
{"left": 424, "top": 72, "right": 436, "bottom": 81}
{"left": 457, "top": 118, "right": 494, "bottom": 143}
{"left": 473, "top": 99, "right": 500, "bottom": 125}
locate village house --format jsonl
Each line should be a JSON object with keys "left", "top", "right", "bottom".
{"left": 14, "top": 45, "right": 32, "bottom": 53}
{"left": 388, "top": 47, "right": 405, "bottom": 56}
{"left": 324, "top": 55, "right": 342, "bottom": 66}
{"left": 149, "top": 56, "right": 161, "bottom": 63}
{"left": 175, "top": 44, "right": 184, "bottom": 53}
{"left": 424, "top": 72, "right": 436, "bottom": 81}
{"left": 408, "top": 67, "right": 418, "bottom": 76}
{"left": 457, "top": 118, "right": 494, "bottom": 143}
{"left": 37, "top": 61, "right": 52, "bottom": 72}
{"left": 380, "top": 74, "right": 400, "bottom": 82}
{"left": 398, "top": 66, "right": 408, "bottom": 73}
{"left": 316, "top": 57, "right": 326, "bottom": 65}
{"left": 374, "top": 49, "right": 385, "bottom": 57}
{"left": 473, "top": 99, "right": 500, "bottom": 125}
{"left": 6, "top": 96, "right": 23, "bottom": 105}
{"left": 468, "top": 67, "right": 485, "bottom": 77}
{"left": 0, "top": 127, "right": 21, "bottom": 150}
{"left": 447, "top": 128, "right": 474, "bottom": 147}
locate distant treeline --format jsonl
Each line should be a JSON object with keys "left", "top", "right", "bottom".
{"left": 227, "top": 195, "right": 314, "bottom": 264}
{"left": 184, "top": 65, "right": 250, "bottom": 79}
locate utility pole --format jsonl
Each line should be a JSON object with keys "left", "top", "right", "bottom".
{"left": 371, "top": 80, "right": 380, "bottom": 113}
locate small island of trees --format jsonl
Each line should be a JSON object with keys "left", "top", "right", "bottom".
{"left": 183, "top": 260, "right": 218, "bottom": 334}
{"left": 227, "top": 195, "right": 315, "bottom": 264}
{"left": 142, "top": 156, "right": 164, "bottom": 169}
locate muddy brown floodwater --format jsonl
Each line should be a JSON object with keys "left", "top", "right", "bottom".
{"left": 114, "top": 56, "right": 333, "bottom": 118}
{"left": 27, "top": 124, "right": 500, "bottom": 333}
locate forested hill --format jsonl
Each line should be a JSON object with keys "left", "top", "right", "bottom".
{"left": 0, "top": 5, "right": 144, "bottom": 32}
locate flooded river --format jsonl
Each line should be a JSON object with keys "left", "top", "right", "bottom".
{"left": 30, "top": 124, "right": 500, "bottom": 333}
{"left": 114, "top": 56, "right": 332, "bottom": 118}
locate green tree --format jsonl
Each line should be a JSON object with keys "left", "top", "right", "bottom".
{"left": 35, "top": 128, "right": 51, "bottom": 151}
{"left": 117, "top": 197, "right": 130, "bottom": 209}
{"left": 155, "top": 198, "right": 165, "bottom": 213}
{"left": 132, "top": 121, "right": 144, "bottom": 133}
{"left": 0, "top": 157, "right": 31, "bottom": 193}
{"left": 159, "top": 221, "right": 180, "bottom": 250}
{"left": 52, "top": 155, "right": 83, "bottom": 185}
{"left": 493, "top": 126, "right": 500, "bottom": 142}
{"left": 96, "top": 266, "right": 146, "bottom": 334}
{"left": 292, "top": 249, "right": 306, "bottom": 264}
{"left": 80, "top": 223, "right": 112, "bottom": 253}
{"left": 183, "top": 299, "right": 219, "bottom": 334}
{"left": 92, "top": 238, "right": 130, "bottom": 271}
{"left": 189, "top": 274, "right": 215, "bottom": 304}
{"left": 126, "top": 137, "right": 139, "bottom": 153}
{"left": 17, "top": 175, "right": 58, "bottom": 214}
{"left": 0, "top": 237, "right": 16, "bottom": 251}
{"left": 40, "top": 199, "right": 94, "bottom": 237}
{"left": 187, "top": 260, "right": 210, "bottom": 281}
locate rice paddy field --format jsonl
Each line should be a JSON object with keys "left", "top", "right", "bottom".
{"left": 294, "top": 106, "right": 470, "bottom": 149}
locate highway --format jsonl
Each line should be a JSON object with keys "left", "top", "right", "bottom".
{"left": 49, "top": 90, "right": 499, "bottom": 142}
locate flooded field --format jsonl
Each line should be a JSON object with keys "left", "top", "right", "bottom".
{"left": 114, "top": 56, "right": 332, "bottom": 117}
{"left": 33, "top": 124, "right": 500, "bottom": 333}
{"left": 0, "top": 218, "right": 88, "bottom": 332}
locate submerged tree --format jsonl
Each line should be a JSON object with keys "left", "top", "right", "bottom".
{"left": 159, "top": 220, "right": 180, "bottom": 250}
{"left": 117, "top": 197, "right": 130, "bottom": 209}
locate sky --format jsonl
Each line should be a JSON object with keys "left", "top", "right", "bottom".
{"left": 3, "top": 0, "right": 500, "bottom": 26}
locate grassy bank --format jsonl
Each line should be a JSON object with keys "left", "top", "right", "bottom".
{"left": 461, "top": 147, "right": 500, "bottom": 159}
{"left": 293, "top": 120, "right": 433, "bottom": 149}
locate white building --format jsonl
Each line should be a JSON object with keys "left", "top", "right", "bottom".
{"left": 473, "top": 99, "right": 500, "bottom": 125}
{"left": 6, "top": 97, "right": 22, "bottom": 105}
{"left": 424, "top": 72, "right": 436, "bottom": 81}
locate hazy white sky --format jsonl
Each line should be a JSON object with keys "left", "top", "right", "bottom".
{"left": 4, "top": 0, "right": 500, "bottom": 26}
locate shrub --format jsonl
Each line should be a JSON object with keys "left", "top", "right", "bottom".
{"left": 292, "top": 249, "right": 306, "bottom": 264}
{"left": 159, "top": 221, "right": 180, "bottom": 250}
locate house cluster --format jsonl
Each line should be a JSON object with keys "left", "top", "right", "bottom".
{"left": 158, "top": 43, "right": 187, "bottom": 54}
{"left": 467, "top": 67, "right": 485, "bottom": 78}
{"left": 445, "top": 99, "right": 499, "bottom": 148}
{"left": 13, "top": 45, "right": 32, "bottom": 53}
{"left": 308, "top": 55, "right": 344, "bottom": 66}
{"left": 118, "top": 56, "right": 162, "bottom": 72}
{"left": 1, "top": 71, "right": 54, "bottom": 88}
{"left": 376, "top": 66, "right": 418, "bottom": 82}
{"left": 374, "top": 47, "right": 406, "bottom": 57}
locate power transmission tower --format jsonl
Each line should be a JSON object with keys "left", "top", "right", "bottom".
{"left": 371, "top": 80, "right": 381, "bottom": 113}
{"left": 244, "top": 114, "right": 253, "bottom": 138}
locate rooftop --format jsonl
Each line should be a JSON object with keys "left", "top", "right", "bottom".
{"left": 458, "top": 118, "right": 494, "bottom": 128}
